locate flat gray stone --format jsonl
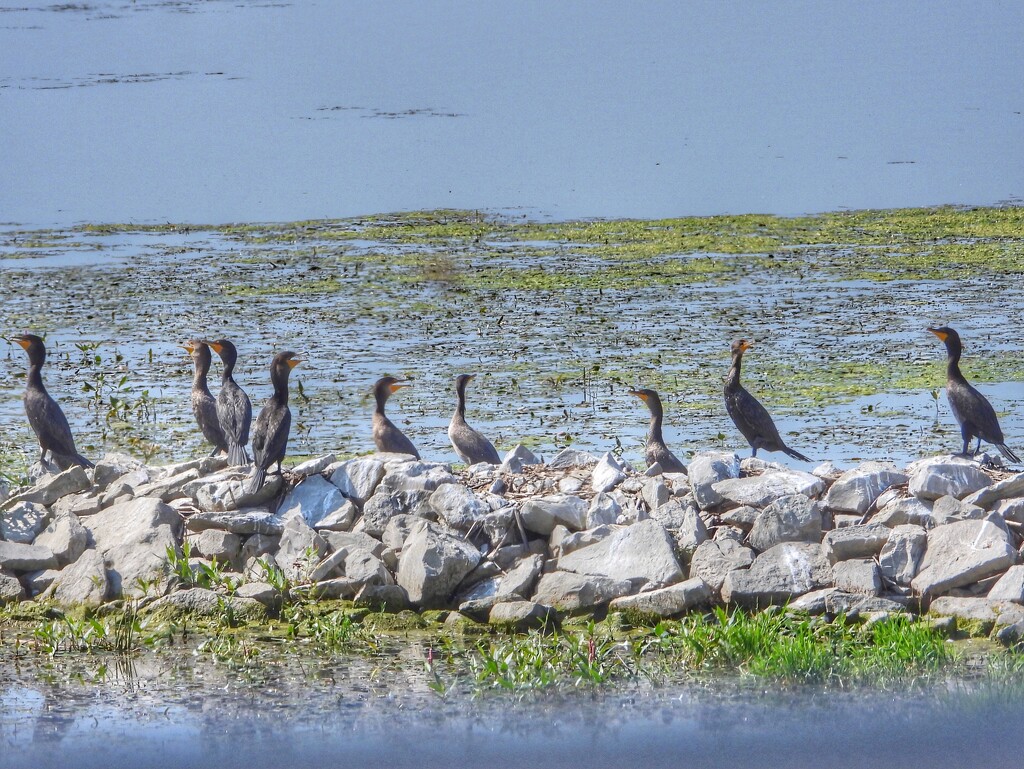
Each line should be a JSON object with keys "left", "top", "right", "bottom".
{"left": 235, "top": 581, "right": 282, "bottom": 609}
{"left": 557, "top": 519, "right": 683, "bottom": 588}
{"left": 642, "top": 478, "right": 671, "bottom": 511}
{"left": 0, "top": 570, "right": 26, "bottom": 605}
{"left": 33, "top": 512, "right": 88, "bottom": 567}
{"left": 548, "top": 448, "right": 599, "bottom": 470}
{"left": 609, "top": 577, "right": 710, "bottom": 617}
{"left": 587, "top": 493, "right": 621, "bottom": 528}
{"left": 397, "top": 520, "right": 481, "bottom": 608}
{"left": 2, "top": 466, "right": 92, "bottom": 510}
{"left": 359, "top": 492, "right": 407, "bottom": 538}
{"left": 488, "top": 600, "right": 553, "bottom": 629}
{"left": 1, "top": 501, "right": 52, "bottom": 544}
{"left": 0, "top": 541, "right": 58, "bottom": 572}
{"left": 192, "top": 472, "right": 283, "bottom": 512}
{"left": 721, "top": 542, "right": 833, "bottom": 608}
{"left": 322, "top": 530, "right": 387, "bottom": 559}
{"left": 132, "top": 468, "right": 202, "bottom": 503}
{"left": 821, "top": 523, "right": 891, "bottom": 563}
{"left": 354, "top": 583, "right": 411, "bottom": 612}
{"left": 908, "top": 455, "right": 992, "bottom": 501}
{"left": 748, "top": 494, "right": 822, "bottom": 553}
{"left": 930, "top": 495, "right": 985, "bottom": 526}
{"left": 313, "top": 499, "right": 357, "bottom": 532}
{"left": 329, "top": 457, "right": 386, "bottom": 505}
{"left": 964, "top": 473, "right": 1024, "bottom": 510}
{"left": 520, "top": 495, "right": 588, "bottom": 535}
{"left": 186, "top": 507, "right": 282, "bottom": 535}
{"left": 276, "top": 515, "right": 329, "bottom": 582}
{"left": 825, "top": 592, "right": 909, "bottom": 617}
{"left": 879, "top": 524, "right": 927, "bottom": 588}
{"left": 822, "top": 462, "right": 908, "bottom": 514}
{"left": 713, "top": 470, "right": 825, "bottom": 509}
{"left": 531, "top": 571, "right": 633, "bottom": 612}
{"left": 189, "top": 530, "right": 242, "bottom": 565}
{"left": 987, "top": 565, "right": 1024, "bottom": 603}
{"left": 832, "top": 559, "right": 881, "bottom": 596}
{"left": 928, "top": 596, "right": 1024, "bottom": 628}
{"left": 688, "top": 452, "right": 741, "bottom": 510}
{"left": 93, "top": 453, "right": 145, "bottom": 490}
{"left": 787, "top": 587, "right": 837, "bottom": 615}
{"left": 144, "top": 588, "right": 266, "bottom": 621}
{"left": 872, "top": 496, "right": 934, "bottom": 528}
{"left": 497, "top": 554, "right": 544, "bottom": 599}
{"left": 290, "top": 454, "right": 337, "bottom": 476}
{"left": 911, "top": 517, "right": 1016, "bottom": 598}
{"left": 719, "top": 505, "right": 759, "bottom": 530}
{"left": 689, "top": 538, "right": 756, "bottom": 595}
{"left": 46, "top": 549, "right": 108, "bottom": 606}
{"left": 429, "top": 483, "right": 489, "bottom": 530}
{"left": 278, "top": 475, "right": 350, "bottom": 528}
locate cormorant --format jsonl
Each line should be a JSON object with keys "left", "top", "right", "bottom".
{"left": 372, "top": 376, "right": 420, "bottom": 458}
{"left": 207, "top": 339, "right": 252, "bottom": 466}
{"left": 724, "top": 339, "right": 811, "bottom": 462}
{"left": 448, "top": 374, "right": 500, "bottom": 465}
{"left": 182, "top": 340, "right": 227, "bottom": 457}
{"left": 247, "top": 351, "right": 301, "bottom": 494}
{"left": 13, "top": 334, "right": 92, "bottom": 470}
{"left": 628, "top": 388, "right": 687, "bottom": 474}
{"left": 928, "top": 326, "right": 1020, "bottom": 463}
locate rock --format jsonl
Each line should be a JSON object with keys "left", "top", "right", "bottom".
{"left": 309, "top": 548, "right": 348, "bottom": 582}
{"left": 689, "top": 538, "right": 756, "bottom": 595}
{"left": 672, "top": 504, "right": 710, "bottom": 560}
{"left": 964, "top": 473, "right": 1024, "bottom": 510}
{"left": 290, "top": 454, "right": 337, "bottom": 476}
{"left": 397, "top": 520, "right": 481, "bottom": 608}
{"left": 531, "top": 571, "right": 633, "bottom": 612}
{"left": 987, "top": 565, "right": 1024, "bottom": 603}
{"left": 329, "top": 457, "right": 386, "bottom": 505}
{"left": 239, "top": 533, "right": 281, "bottom": 563}
{"left": 488, "top": 600, "right": 553, "bottom": 630}
{"left": 132, "top": 468, "right": 202, "bottom": 503}
{"left": 832, "top": 559, "right": 881, "bottom": 596}
{"left": 51, "top": 491, "right": 102, "bottom": 518}
{"left": 747, "top": 494, "right": 822, "bottom": 553}
{"left": 276, "top": 515, "right": 329, "bottom": 582}
{"left": 587, "top": 493, "right": 621, "bottom": 528}
{"left": 878, "top": 524, "right": 927, "bottom": 588}
{"left": 609, "top": 577, "right": 710, "bottom": 618}
{"left": 497, "top": 554, "right": 545, "bottom": 598}
{"left": 591, "top": 452, "right": 627, "bottom": 493}
{"left": 719, "top": 505, "right": 759, "bottom": 530}
{"left": 721, "top": 542, "right": 833, "bottom": 608}
{"left": 557, "top": 519, "right": 683, "bottom": 588}
{"left": 186, "top": 507, "right": 283, "bottom": 535}
{"left": 641, "top": 478, "right": 671, "bottom": 510}
{"left": 812, "top": 461, "right": 844, "bottom": 480}
{"left": 2, "top": 466, "right": 91, "bottom": 510}
{"left": 825, "top": 592, "right": 909, "bottom": 617}
{"left": 379, "top": 461, "right": 457, "bottom": 500}
{"left": 821, "top": 523, "right": 891, "bottom": 563}
{"left": 0, "top": 541, "right": 58, "bottom": 572}
{"left": 277, "top": 475, "right": 350, "bottom": 529}
{"left": 645, "top": 462, "right": 664, "bottom": 477}
{"left": 344, "top": 548, "right": 393, "bottom": 587}
{"left": 995, "top": 498, "right": 1024, "bottom": 525}
{"left": 193, "top": 472, "right": 283, "bottom": 512}
{"left": 235, "top": 581, "right": 282, "bottom": 609}
{"left": 519, "top": 495, "right": 588, "bottom": 535}
{"left": 0, "top": 570, "right": 26, "bottom": 605}
{"left": 500, "top": 445, "right": 541, "bottom": 474}
{"left": 360, "top": 492, "right": 407, "bottom": 538}
{"left": 33, "top": 512, "right": 88, "bottom": 567}
{"left": 548, "top": 448, "right": 598, "bottom": 470}
{"left": 2, "top": 501, "right": 52, "bottom": 544}
{"left": 46, "top": 549, "right": 108, "bottom": 606}
{"left": 93, "top": 453, "right": 145, "bottom": 490}
{"left": 787, "top": 588, "right": 837, "bottom": 614}
{"left": 311, "top": 577, "right": 361, "bottom": 599}
{"left": 314, "top": 500, "right": 357, "bottom": 532}
{"left": 152, "top": 456, "right": 226, "bottom": 481}
{"left": 930, "top": 495, "right": 985, "bottom": 526}
{"left": 83, "top": 497, "right": 182, "bottom": 598}
{"left": 322, "top": 531, "right": 387, "bottom": 560}
{"left": 718, "top": 471, "right": 827, "bottom": 510}
{"left": 872, "top": 496, "right": 933, "bottom": 528}
{"left": 558, "top": 476, "right": 584, "bottom": 494}
{"left": 23, "top": 568, "right": 59, "bottom": 597}
{"left": 928, "top": 596, "right": 1024, "bottom": 629}
{"left": 911, "top": 517, "right": 1016, "bottom": 598}
{"left": 822, "top": 462, "right": 908, "bottom": 514}
{"left": 143, "top": 588, "right": 266, "bottom": 621}
{"left": 354, "top": 583, "right": 411, "bottom": 612}
{"left": 189, "top": 530, "right": 242, "bottom": 565}
{"left": 557, "top": 525, "right": 615, "bottom": 556}
{"left": 907, "top": 455, "right": 992, "bottom": 501}
{"left": 688, "top": 452, "right": 741, "bottom": 510}
{"left": 429, "top": 483, "right": 489, "bottom": 530}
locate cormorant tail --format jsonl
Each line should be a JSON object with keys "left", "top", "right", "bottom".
{"left": 783, "top": 446, "right": 811, "bottom": 463}
{"left": 228, "top": 442, "right": 249, "bottom": 467}
{"left": 997, "top": 444, "right": 1021, "bottom": 465}
{"left": 245, "top": 466, "right": 266, "bottom": 496}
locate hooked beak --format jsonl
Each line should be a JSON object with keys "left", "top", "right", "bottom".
{"left": 927, "top": 328, "right": 948, "bottom": 342}
{"left": 389, "top": 382, "right": 407, "bottom": 393}
{"left": 14, "top": 337, "right": 31, "bottom": 351}
{"left": 287, "top": 358, "right": 303, "bottom": 369}
{"left": 181, "top": 343, "right": 195, "bottom": 355}
{"left": 207, "top": 341, "right": 223, "bottom": 354}
{"left": 627, "top": 389, "right": 648, "bottom": 402}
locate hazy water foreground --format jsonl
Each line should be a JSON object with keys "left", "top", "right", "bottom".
{"left": 1, "top": 206, "right": 1022, "bottom": 480}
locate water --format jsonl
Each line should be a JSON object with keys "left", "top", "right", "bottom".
{"left": 2, "top": 1, "right": 1023, "bottom": 227}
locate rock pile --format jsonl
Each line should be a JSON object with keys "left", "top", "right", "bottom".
{"left": 2, "top": 447, "right": 1023, "bottom": 635}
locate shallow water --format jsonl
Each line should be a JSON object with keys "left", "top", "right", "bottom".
{"left": 2, "top": 1, "right": 1023, "bottom": 226}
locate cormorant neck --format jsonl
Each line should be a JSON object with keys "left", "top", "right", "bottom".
{"left": 193, "top": 358, "right": 211, "bottom": 390}
{"left": 271, "top": 369, "right": 289, "bottom": 405}
{"left": 944, "top": 341, "right": 964, "bottom": 380}
{"left": 726, "top": 353, "right": 742, "bottom": 389}
{"left": 27, "top": 364, "right": 45, "bottom": 391}
{"left": 374, "top": 389, "right": 389, "bottom": 416}
{"left": 221, "top": 360, "right": 235, "bottom": 383}
{"left": 648, "top": 410, "right": 665, "bottom": 446}
{"left": 455, "top": 385, "right": 467, "bottom": 418}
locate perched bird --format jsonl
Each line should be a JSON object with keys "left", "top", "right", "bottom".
{"left": 182, "top": 339, "right": 227, "bottom": 457}
{"left": 627, "top": 388, "right": 687, "bottom": 474}
{"left": 448, "top": 374, "right": 500, "bottom": 465}
{"left": 928, "top": 326, "right": 1020, "bottom": 463}
{"left": 207, "top": 339, "right": 252, "bottom": 466}
{"left": 13, "top": 333, "right": 92, "bottom": 470}
{"left": 724, "top": 339, "right": 811, "bottom": 462}
{"left": 246, "top": 351, "right": 302, "bottom": 494}
{"left": 372, "top": 376, "right": 420, "bottom": 458}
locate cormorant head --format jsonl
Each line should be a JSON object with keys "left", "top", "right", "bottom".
{"left": 205, "top": 339, "right": 238, "bottom": 367}
{"left": 270, "top": 351, "right": 302, "bottom": 381}
{"left": 374, "top": 375, "right": 407, "bottom": 403}
{"left": 628, "top": 387, "right": 663, "bottom": 413}
{"left": 455, "top": 373, "right": 475, "bottom": 395}
{"left": 12, "top": 333, "right": 46, "bottom": 366}
{"left": 927, "top": 326, "right": 960, "bottom": 346}
{"left": 731, "top": 339, "right": 752, "bottom": 357}
{"left": 182, "top": 339, "right": 212, "bottom": 368}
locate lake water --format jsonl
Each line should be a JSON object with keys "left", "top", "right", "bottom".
{"left": 1, "top": 1, "right": 1023, "bottom": 227}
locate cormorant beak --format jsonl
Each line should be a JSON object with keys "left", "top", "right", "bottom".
{"left": 627, "top": 389, "right": 648, "bottom": 402}
{"left": 287, "top": 358, "right": 303, "bottom": 369}
{"left": 14, "top": 337, "right": 31, "bottom": 350}
{"left": 927, "top": 328, "right": 948, "bottom": 342}
{"left": 208, "top": 341, "right": 223, "bottom": 354}
{"left": 740, "top": 341, "right": 752, "bottom": 352}
{"left": 181, "top": 344, "right": 195, "bottom": 355}
{"left": 389, "top": 383, "right": 407, "bottom": 393}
